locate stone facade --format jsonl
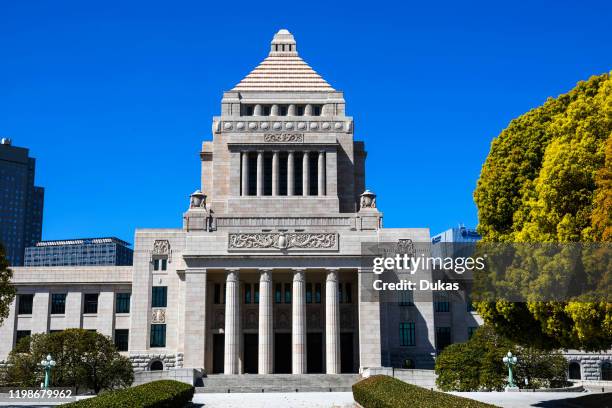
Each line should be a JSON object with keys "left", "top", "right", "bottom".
{"left": 0, "top": 29, "right": 609, "bottom": 383}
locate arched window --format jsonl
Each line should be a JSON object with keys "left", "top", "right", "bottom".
{"left": 568, "top": 361, "right": 581, "bottom": 380}
{"left": 150, "top": 360, "right": 164, "bottom": 371}
{"left": 602, "top": 361, "right": 612, "bottom": 381}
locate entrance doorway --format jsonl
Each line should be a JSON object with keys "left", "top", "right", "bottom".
{"left": 307, "top": 333, "right": 323, "bottom": 373}
{"left": 341, "top": 333, "right": 354, "bottom": 373}
{"left": 212, "top": 333, "right": 224, "bottom": 374}
{"left": 274, "top": 333, "right": 292, "bottom": 373}
{"left": 243, "top": 333, "right": 258, "bottom": 374}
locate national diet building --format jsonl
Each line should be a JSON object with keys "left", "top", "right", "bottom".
{"left": 0, "top": 30, "right": 483, "bottom": 382}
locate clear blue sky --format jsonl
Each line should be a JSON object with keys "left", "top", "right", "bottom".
{"left": 1, "top": 1, "right": 610, "bottom": 244}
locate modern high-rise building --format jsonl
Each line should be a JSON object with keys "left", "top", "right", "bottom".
{"left": 0, "top": 138, "right": 44, "bottom": 266}
{"left": 24, "top": 237, "right": 133, "bottom": 267}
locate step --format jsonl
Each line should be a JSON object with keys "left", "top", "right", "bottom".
{"left": 196, "top": 374, "right": 361, "bottom": 393}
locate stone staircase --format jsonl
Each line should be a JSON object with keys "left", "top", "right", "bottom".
{"left": 196, "top": 374, "right": 361, "bottom": 393}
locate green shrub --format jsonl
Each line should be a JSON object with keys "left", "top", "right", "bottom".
{"left": 63, "top": 380, "right": 194, "bottom": 408}
{"left": 352, "top": 375, "right": 498, "bottom": 408}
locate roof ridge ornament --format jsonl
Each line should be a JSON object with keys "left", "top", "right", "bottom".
{"left": 269, "top": 28, "right": 298, "bottom": 56}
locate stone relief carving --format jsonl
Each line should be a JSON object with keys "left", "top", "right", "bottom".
{"left": 244, "top": 310, "right": 258, "bottom": 330}
{"left": 263, "top": 133, "right": 304, "bottom": 143}
{"left": 276, "top": 310, "right": 290, "bottom": 329}
{"left": 307, "top": 310, "right": 321, "bottom": 329}
{"left": 153, "top": 240, "right": 171, "bottom": 256}
{"left": 151, "top": 308, "right": 166, "bottom": 324}
{"left": 189, "top": 190, "right": 207, "bottom": 209}
{"left": 396, "top": 239, "right": 415, "bottom": 257}
{"left": 213, "top": 310, "right": 225, "bottom": 329}
{"left": 228, "top": 232, "right": 338, "bottom": 250}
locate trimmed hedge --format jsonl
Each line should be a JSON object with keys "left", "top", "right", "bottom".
{"left": 64, "top": 380, "right": 194, "bottom": 408}
{"left": 352, "top": 375, "right": 498, "bottom": 408}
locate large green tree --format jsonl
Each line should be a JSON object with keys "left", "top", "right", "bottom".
{"left": 435, "top": 325, "right": 568, "bottom": 391}
{"left": 1, "top": 329, "right": 133, "bottom": 393}
{"left": 0, "top": 243, "right": 16, "bottom": 326}
{"left": 473, "top": 72, "right": 612, "bottom": 351}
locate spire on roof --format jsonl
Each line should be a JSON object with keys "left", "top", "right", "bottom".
{"left": 231, "top": 29, "right": 335, "bottom": 92}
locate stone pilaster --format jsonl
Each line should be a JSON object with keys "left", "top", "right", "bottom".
{"left": 302, "top": 151, "right": 310, "bottom": 196}
{"left": 258, "top": 269, "right": 273, "bottom": 374}
{"left": 272, "top": 151, "right": 279, "bottom": 196}
{"left": 97, "top": 291, "right": 115, "bottom": 337}
{"left": 287, "top": 151, "right": 295, "bottom": 196}
{"left": 256, "top": 151, "right": 264, "bottom": 196}
{"left": 241, "top": 151, "right": 249, "bottom": 196}
{"left": 318, "top": 151, "right": 326, "bottom": 196}
{"left": 0, "top": 300, "right": 16, "bottom": 359}
{"left": 325, "top": 269, "right": 341, "bottom": 373}
{"left": 292, "top": 269, "right": 306, "bottom": 374}
{"left": 65, "top": 291, "right": 82, "bottom": 329}
{"left": 31, "top": 292, "right": 49, "bottom": 334}
{"left": 183, "top": 268, "right": 207, "bottom": 369}
{"left": 224, "top": 269, "right": 240, "bottom": 374}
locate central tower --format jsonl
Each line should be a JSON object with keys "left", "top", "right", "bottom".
{"left": 199, "top": 29, "right": 366, "bottom": 217}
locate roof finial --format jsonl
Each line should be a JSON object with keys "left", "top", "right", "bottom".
{"left": 270, "top": 29, "right": 297, "bottom": 56}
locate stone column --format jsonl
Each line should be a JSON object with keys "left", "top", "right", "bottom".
{"left": 326, "top": 269, "right": 341, "bottom": 374}
{"left": 271, "top": 104, "right": 278, "bottom": 116}
{"left": 272, "top": 151, "right": 279, "bottom": 196}
{"left": 257, "top": 151, "right": 264, "bottom": 196}
{"left": 302, "top": 151, "right": 310, "bottom": 196}
{"left": 318, "top": 151, "right": 326, "bottom": 196}
{"left": 258, "top": 269, "right": 273, "bottom": 374}
{"left": 305, "top": 104, "right": 312, "bottom": 116}
{"left": 292, "top": 269, "right": 306, "bottom": 374}
{"left": 224, "top": 269, "right": 240, "bottom": 374}
{"left": 241, "top": 151, "right": 249, "bottom": 196}
{"left": 97, "top": 291, "right": 115, "bottom": 338}
{"left": 287, "top": 151, "right": 295, "bottom": 196}
{"left": 288, "top": 104, "right": 295, "bottom": 116}
{"left": 253, "top": 104, "right": 262, "bottom": 116}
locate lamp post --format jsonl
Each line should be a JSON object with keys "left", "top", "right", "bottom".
{"left": 40, "top": 354, "right": 56, "bottom": 389}
{"left": 502, "top": 351, "right": 518, "bottom": 390}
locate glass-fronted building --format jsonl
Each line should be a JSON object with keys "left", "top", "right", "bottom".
{"left": 24, "top": 237, "right": 133, "bottom": 266}
{"left": 0, "top": 138, "right": 44, "bottom": 266}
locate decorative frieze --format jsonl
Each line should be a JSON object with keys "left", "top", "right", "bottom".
{"left": 152, "top": 240, "right": 170, "bottom": 256}
{"left": 228, "top": 232, "right": 338, "bottom": 251}
{"left": 217, "top": 120, "right": 349, "bottom": 133}
{"left": 264, "top": 133, "right": 304, "bottom": 143}
{"left": 129, "top": 353, "right": 184, "bottom": 371}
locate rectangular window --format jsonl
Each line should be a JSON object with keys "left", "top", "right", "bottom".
{"left": 153, "top": 259, "right": 159, "bottom": 271}
{"left": 114, "top": 329, "right": 129, "bottom": 351}
{"left": 83, "top": 293, "right": 99, "bottom": 314}
{"left": 150, "top": 324, "right": 166, "bottom": 347}
{"left": 338, "top": 283, "right": 343, "bottom": 303}
{"left": 261, "top": 105, "right": 271, "bottom": 116}
{"left": 115, "top": 293, "right": 131, "bottom": 314}
{"left": 434, "top": 293, "right": 450, "bottom": 313}
{"left": 18, "top": 294, "right": 33, "bottom": 315}
{"left": 399, "top": 290, "right": 414, "bottom": 306}
{"left": 254, "top": 283, "right": 259, "bottom": 304}
{"left": 214, "top": 283, "right": 221, "bottom": 304}
{"left": 284, "top": 283, "right": 292, "bottom": 304}
{"left": 51, "top": 293, "right": 66, "bottom": 314}
{"left": 306, "top": 283, "right": 313, "bottom": 303}
{"left": 161, "top": 259, "right": 167, "bottom": 271}
{"left": 152, "top": 287, "right": 167, "bottom": 308}
{"left": 312, "top": 105, "right": 322, "bottom": 116}
{"left": 153, "top": 259, "right": 167, "bottom": 271}
{"left": 278, "top": 105, "right": 288, "bottom": 116}
{"left": 275, "top": 283, "right": 282, "bottom": 303}
{"left": 436, "top": 327, "right": 452, "bottom": 351}
{"left": 399, "top": 322, "right": 416, "bottom": 346}
{"left": 245, "top": 284, "right": 252, "bottom": 304}
{"left": 295, "top": 105, "right": 305, "bottom": 116}
{"left": 315, "top": 283, "right": 322, "bottom": 303}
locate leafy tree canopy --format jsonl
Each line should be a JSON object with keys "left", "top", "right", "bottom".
{"left": 0, "top": 244, "right": 16, "bottom": 326}
{"left": 1, "top": 329, "right": 133, "bottom": 393}
{"left": 473, "top": 73, "right": 612, "bottom": 351}
{"left": 435, "top": 325, "right": 568, "bottom": 391}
